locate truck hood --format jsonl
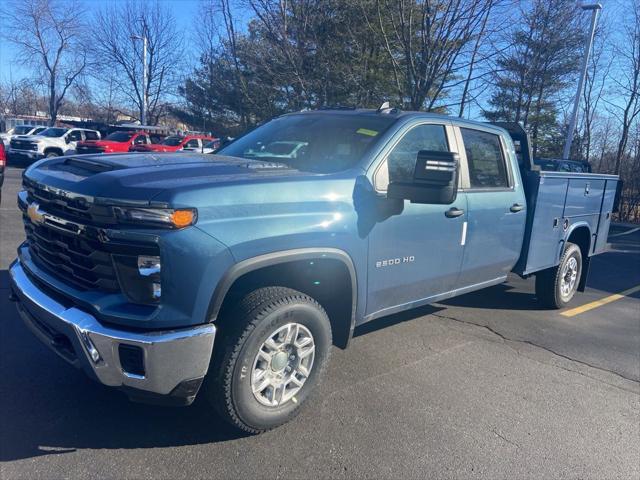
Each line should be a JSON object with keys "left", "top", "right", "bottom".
{"left": 24, "top": 152, "right": 320, "bottom": 205}
{"left": 13, "top": 135, "right": 46, "bottom": 142}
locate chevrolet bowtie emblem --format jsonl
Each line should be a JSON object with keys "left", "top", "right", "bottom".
{"left": 27, "top": 202, "right": 45, "bottom": 225}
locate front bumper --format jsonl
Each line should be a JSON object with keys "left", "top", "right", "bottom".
{"left": 8, "top": 148, "right": 44, "bottom": 160}
{"left": 9, "top": 259, "right": 216, "bottom": 405}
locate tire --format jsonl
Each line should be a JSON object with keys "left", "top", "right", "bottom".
{"left": 535, "top": 242, "right": 582, "bottom": 309}
{"left": 45, "top": 151, "right": 60, "bottom": 158}
{"left": 203, "top": 286, "right": 332, "bottom": 433}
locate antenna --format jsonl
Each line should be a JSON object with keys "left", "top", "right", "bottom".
{"left": 377, "top": 101, "right": 391, "bottom": 112}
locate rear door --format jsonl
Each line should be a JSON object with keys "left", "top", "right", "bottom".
{"left": 454, "top": 126, "right": 526, "bottom": 288}
{"left": 366, "top": 121, "right": 468, "bottom": 317}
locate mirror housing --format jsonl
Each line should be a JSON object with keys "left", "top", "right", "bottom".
{"left": 65, "top": 136, "right": 71, "bottom": 144}
{"left": 387, "top": 150, "right": 459, "bottom": 205}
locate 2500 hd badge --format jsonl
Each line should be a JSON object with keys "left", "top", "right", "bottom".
{"left": 376, "top": 256, "right": 416, "bottom": 268}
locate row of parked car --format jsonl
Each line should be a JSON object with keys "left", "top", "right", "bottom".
{"left": 1, "top": 125, "right": 220, "bottom": 163}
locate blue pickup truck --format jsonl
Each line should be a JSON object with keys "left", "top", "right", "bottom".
{"left": 8, "top": 108, "right": 618, "bottom": 433}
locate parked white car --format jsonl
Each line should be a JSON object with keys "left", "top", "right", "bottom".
{"left": 9, "top": 127, "right": 101, "bottom": 162}
{"left": 178, "top": 138, "right": 221, "bottom": 154}
{"left": 1, "top": 125, "right": 47, "bottom": 147}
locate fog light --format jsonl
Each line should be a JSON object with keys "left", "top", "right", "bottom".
{"left": 138, "top": 255, "right": 161, "bottom": 276}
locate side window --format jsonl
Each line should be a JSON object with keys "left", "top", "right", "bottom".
{"left": 460, "top": 128, "right": 509, "bottom": 189}
{"left": 376, "top": 124, "right": 448, "bottom": 190}
{"left": 185, "top": 138, "right": 200, "bottom": 148}
{"left": 67, "top": 130, "right": 82, "bottom": 142}
{"left": 84, "top": 131, "right": 99, "bottom": 140}
{"left": 134, "top": 135, "right": 147, "bottom": 145}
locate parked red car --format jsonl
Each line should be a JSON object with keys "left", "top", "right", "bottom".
{"left": 76, "top": 131, "right": 163, "bottom": 154}
{"left": 130, "top": 134, "right": 214, "bottom": 153}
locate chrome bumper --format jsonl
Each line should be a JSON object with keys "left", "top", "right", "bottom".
{"left": 9, "top": 259, "right": 216, "bottom": 399}
{"left": 8, "top": 149, "right": 43, "bottom": 159}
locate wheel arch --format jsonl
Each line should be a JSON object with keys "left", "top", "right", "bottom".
{"left": 564, "top": 223, "right": 592, "bottom": 259}
{"left": 563, "top": 223, "right": 592, "bottom": 292}
{"left": 43, "top": 147, "right": 63, "bottom": 156}
{"left": 208, "top": 248, "right": 358, "bottom": 349}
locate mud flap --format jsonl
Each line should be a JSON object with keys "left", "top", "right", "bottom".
{"left": 578, "top": 256, "right": 590, "bottom": 292}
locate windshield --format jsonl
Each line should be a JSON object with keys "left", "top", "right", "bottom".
{"left": 40, "top": 128, "right": 67, "bottom": 138}
{"left": 14, "top": 126, "right": 35, "bottom": 135}
{"left": 162, "top": 136, "right": 184, "bottom": 146}
{"left": 219, "top": 113, "right": 396, "bottom": 173}
{"left": 105, "top": 132, "right": 134, "bottom": 142}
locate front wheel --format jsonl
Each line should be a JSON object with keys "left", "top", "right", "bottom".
{"left": 45, "top": 151, "right": 60, "bottom": 158}
{"left": 535, "top": 242, "right": 582, "bottom": 309}
{"left": 203, "top": 287, "right": 332, "bottom": 433}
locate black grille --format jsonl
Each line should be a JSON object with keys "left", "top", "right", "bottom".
{"left": 11, "top": 139, "right": 38, "bottom": 151}
{"left": 20, "top": 178, "right": 160, "bottom": 294}
{"left": 24, "top": 178, "right": 93, "bottom": 222}
{"left": 24, "top": 220, "right": 120, "bottom": 292}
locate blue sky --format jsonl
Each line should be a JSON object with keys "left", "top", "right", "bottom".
{"left": 0, "top": 0, "right": 204, "bottom": 82}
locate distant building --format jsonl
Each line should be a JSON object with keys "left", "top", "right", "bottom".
{"left": 0, "top": 113, "right": 93, "bottom": 132}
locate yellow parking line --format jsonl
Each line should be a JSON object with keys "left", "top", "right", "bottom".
{"left": 561, "top": 285, "right": 640, "bottom": 317}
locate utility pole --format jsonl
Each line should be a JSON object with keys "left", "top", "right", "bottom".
{"left": 131, "top": 32, "right": 148, "bottom": 125}
{"left": 563, "top": 3, "right": 602, "bottom": 160}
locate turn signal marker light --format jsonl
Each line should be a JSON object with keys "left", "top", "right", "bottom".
{"left": 171, "top": 209, "right": 196, "bottom": 228}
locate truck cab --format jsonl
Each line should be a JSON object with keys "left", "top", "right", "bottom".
{"left": 8, "top": 109, "right": 618, "bottom": 433}
{"left": 10, "top": 127, "right": 101, "bottom": 161}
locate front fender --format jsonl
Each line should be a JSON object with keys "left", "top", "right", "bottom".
{"left": 206, "top": 248, "right": 358, "bottom": 338}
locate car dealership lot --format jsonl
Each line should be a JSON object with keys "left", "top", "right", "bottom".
{"left": 1, "top": 165, "right": 638, "bottom": 479}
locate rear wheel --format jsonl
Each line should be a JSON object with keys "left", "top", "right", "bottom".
{"left": 535, "top": 242, "right": 582, "bottom": 309}
{"left": 203, "top": 286, "right": 332, "bottom": 433}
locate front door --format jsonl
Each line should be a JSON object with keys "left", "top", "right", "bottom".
{"left": 65, "top": 130, "right": 83, "bottom": 154}
{"left": 366, "top": 122, "right": 467, "bottom": 317}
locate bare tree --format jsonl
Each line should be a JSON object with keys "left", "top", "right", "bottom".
{"left": 365, "top": 0, "right": 495, "bottom": 111}
{"left": 577, "top": 27, "right": 611, "bottom": 163}
{"left": 90, "top": 0, "right": 184, "bottom": 125}
{"left": 609, "top": 1, "right": 640, "bottom": 175}
{"left": 2, "top": 0, "right": 88, "bottom": 125}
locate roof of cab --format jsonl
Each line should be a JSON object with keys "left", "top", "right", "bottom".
{"left": 284, "top": 108, "right": 509, "bottom": 136}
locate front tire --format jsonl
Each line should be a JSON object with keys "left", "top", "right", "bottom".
{"left": 45, "top": 151, "right": 60, "bottom": 158}
{"left": 204, "top": 287, "right": 332, "bottom": 433}
{"left": 535, "top": 242, "right": 582, "bottom": 309}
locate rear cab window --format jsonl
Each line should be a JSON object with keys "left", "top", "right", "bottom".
{"left": 460, "top": 128, "right": 510, "bottom": 189}
{"left": 84, "top": 131, "right": 100, "bottom": 141}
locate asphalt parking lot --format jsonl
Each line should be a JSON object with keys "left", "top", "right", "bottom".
{"left": 1, "top": 165, "right": 639, "bottom": 479}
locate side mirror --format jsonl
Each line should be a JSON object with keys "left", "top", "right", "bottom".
{"left": 387, "top": 150, "right": 459, "bottom": 205}
{"left": 65, "top": 136, "right": 71, "bottom": 144}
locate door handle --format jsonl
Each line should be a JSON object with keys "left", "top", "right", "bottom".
{"left": 510, "top": 203, "right": 524, "bottom": 213}
{"left": 445, "top": 207, "right": 464, "bottom": 218}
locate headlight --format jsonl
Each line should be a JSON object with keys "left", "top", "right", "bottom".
{"left": 114, "top": 207, "right": 197, "bottom": 228}
{"left": 113, "top": 254, "right": 162, "bottom": 304}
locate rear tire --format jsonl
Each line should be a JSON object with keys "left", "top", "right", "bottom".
{"left": 203, "top": 286, "right": 332, "bottom": 434}
{"left": 535, "top": 242, "right": 582, "bottom": 309}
